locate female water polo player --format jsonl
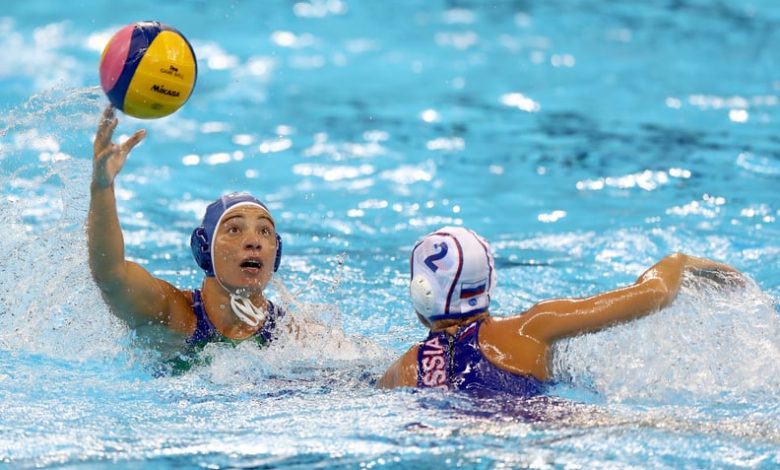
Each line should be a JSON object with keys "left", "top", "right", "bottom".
{"left": 378, "top": 226, "right": 744, "bottom": 395}
{"left": 88, "top": 106, "right": 284, "bottom": 347}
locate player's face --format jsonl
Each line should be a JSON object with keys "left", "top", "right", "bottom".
{"left": 212, "top": 206, "right": 277, "bottom": 292}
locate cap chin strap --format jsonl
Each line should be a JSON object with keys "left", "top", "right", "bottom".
{"left": 215, "top": 275, "right": 267, "bottom": 328}
{"left": 229, "top": 293, "right": 266, "bottom": 328}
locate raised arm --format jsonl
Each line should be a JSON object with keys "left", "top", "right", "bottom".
{"left": 87, "top": 106, "right": 192, "bottom": 331}
{"left": 517, "top": 253, "right": 742, "bottom": 343}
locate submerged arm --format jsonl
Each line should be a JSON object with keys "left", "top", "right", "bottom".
{"left": 519, "top": 253, "right": 742, "bottom": 343}
{"left": 87, "top": 106, "right": 190, "bottom": 330}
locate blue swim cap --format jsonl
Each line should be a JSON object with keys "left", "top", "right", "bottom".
{"left": 190, "top": 193, "right": 282, "bottom": 276}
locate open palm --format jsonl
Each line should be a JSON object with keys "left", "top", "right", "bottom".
{"left": 93, "top": 106, "right": 146, "bottom": 188}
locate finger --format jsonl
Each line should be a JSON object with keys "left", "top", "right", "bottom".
{"left": 120, "top": 129, "right": 146, "bottom": 154}
{"left": 97, "top": 106, "right": 115, "bottom": 133}
{"left": 102, "top": 105, "right": 114, "bottom": 120}
{"left": 95, "top": 117, "right": 119, "bottom": 150}
{"left": 98, "top": 117, "right": 119, "bottom": 145}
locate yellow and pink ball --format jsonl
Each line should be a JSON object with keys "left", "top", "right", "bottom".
{"left": 99, "top": 21, "right": 197, "bottom": 119}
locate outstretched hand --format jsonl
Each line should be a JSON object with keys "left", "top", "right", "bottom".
{"left": 685, "top": 255, "right": 746, "bottom": 287}
{"left": 92, "top": 106, "right": 146, "bottom": 188}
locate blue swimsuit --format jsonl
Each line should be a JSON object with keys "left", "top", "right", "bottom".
{"left": 187, "top": 289, "right": 283, "bottom": 347}
{"left": 417, "top": 319, "right": 547, "bottom": 397}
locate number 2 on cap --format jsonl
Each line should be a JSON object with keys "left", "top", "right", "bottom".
{"left": 424, "top": 242, "right": 448, "bottom": 272}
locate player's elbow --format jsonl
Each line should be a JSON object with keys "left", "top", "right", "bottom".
{"left": 89, "top": 264, "right": 128, "bottom": 294}
{"left": 665, "top": 252, "right": 689, "bottom": 264}
{"left": 644, "top": 277, "right": 674, "bottom": 310}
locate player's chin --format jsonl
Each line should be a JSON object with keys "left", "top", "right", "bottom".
{"left": 237, "top": 271, "right": 271, "bottom": 289}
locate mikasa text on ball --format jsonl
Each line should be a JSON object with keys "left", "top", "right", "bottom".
{"left": 99, "top": 21, "right": 197, "bottom": 119}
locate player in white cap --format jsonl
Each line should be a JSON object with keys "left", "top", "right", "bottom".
{"left": 378, "top": 226, "right": 743, "bottom": 395}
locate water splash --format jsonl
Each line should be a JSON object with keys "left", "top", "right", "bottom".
{"left": 0, "top": 86, "right": 129, "bottom": 361}
{"left": 0, "top": 87, "right": 103, "bottom": 155}
{"left": 551, "top": 275, "right": 780, "bottom": 404}
{"left": 0, "top": 86, "right": 388, "bottom": 377}
{"left": 184, "top": 278, "right": 389, "bottom": 389}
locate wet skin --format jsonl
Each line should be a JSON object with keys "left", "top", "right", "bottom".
{"left": 88, "top": 105, "right": 279, "bottom": 340}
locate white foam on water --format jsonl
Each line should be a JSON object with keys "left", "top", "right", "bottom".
{"left": 182, "top": 278, "right": 390, "bottom": 389}
{"left": 551, "top": 275, "right": 780, "bottom": 404}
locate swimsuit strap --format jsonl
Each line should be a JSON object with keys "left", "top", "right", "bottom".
{"left": 455, "top": 319, "right": 480, "bottom": 342}
{"left": 188, "top": 289, "right": 218, "bottom": 345}
{"left": 188, "top": 289, "right": 283, "bottom": 346}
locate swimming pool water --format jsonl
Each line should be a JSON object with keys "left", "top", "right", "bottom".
{"left": 1, "top": 1, "right": 779, "bottom": 468}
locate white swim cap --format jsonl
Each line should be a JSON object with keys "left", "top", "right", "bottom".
{"left": 410, "top": 226, "right": 496, "bottom": 323}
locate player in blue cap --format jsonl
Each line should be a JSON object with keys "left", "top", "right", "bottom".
{"left": 378, "top": 226, "right": 744, "bottom": 396}
{"left": 88, "top": 106, "right": 284, "bottom": 347}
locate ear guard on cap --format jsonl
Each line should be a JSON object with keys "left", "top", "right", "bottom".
{"left": 190, "top": 228, "right": 283, "bottom": 276}
{"left": 191, "top": 226, "right": 213, "bottom": 276}
{"left": 272, "top": 234, "right": 282, "bottom": 272}
{"left": 410, "top": 273, "right": 440, "bottom": 319}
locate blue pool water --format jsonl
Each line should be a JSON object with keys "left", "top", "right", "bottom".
{"left": 1, "top": 0, "right": 779, "bottom": 467}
